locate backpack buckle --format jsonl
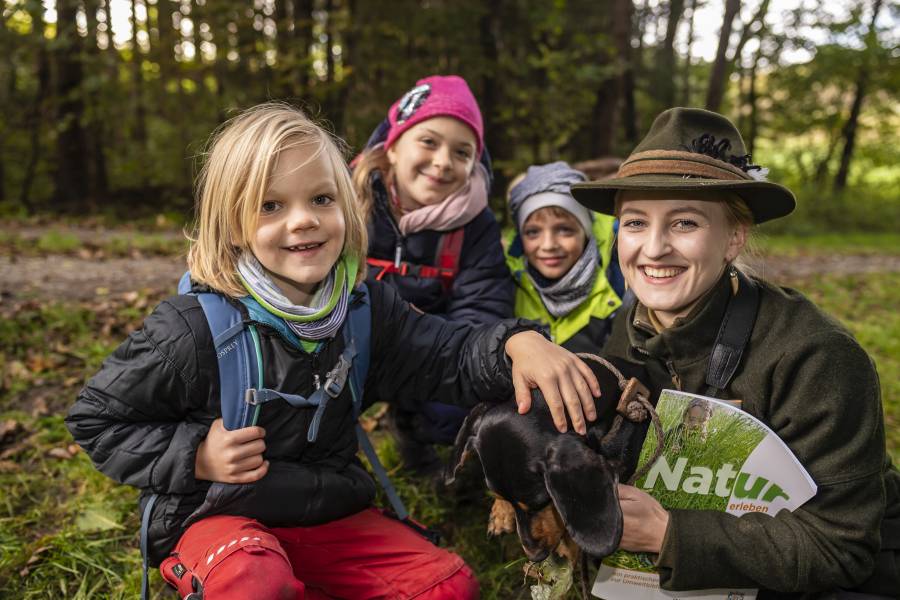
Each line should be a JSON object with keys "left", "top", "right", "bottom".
{"left": 323, "top": 354, "right": 352, "bottom": 398}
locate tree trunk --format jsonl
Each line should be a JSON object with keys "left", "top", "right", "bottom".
{"left": 52, "top": 0, "right": 93, "bottom": 211}
{"left": 680, "top": 0, "right": 696, "bottom": 106}
{"left": 834, "top": 0, "right": 883, "bottom": 190}
{"left": 615, "top": 0, "right": 638, "bottom": 147}
{"left": 295, "top": 0, "right": 314, "bottom": 99}
{"left": 332, "top": 0, "right": 357, "bottom": 134}
{"left": 478, "top": 3, "right": 508, "bottom": 196}
{"left": 706, "top": 0, "right": 769, "bottom": 112}
{"left": 156, "top": 0, "right": 179, "bottom": 88}
{"left": 705, "top": 0, "right": 740, "bottom": 111}
{"left": 746, "top": 42, "right": 763, "bottom": 156}
{"left": 625, "top": 0, "right": 645, "bottom": 142}
{"left": 274, "top": 0, "right": 295, "bottom": 98}
{"left": 657, "top": 0, "right": 684, "bottom": 108}
{"left": 102, "top": 0, "right": 117, "bottom": 56}
{"left": 83, "top": 0, "right": 109, "bottom": 200}
{"left": 131, "top": 0, "right": 148, "bottom": 160}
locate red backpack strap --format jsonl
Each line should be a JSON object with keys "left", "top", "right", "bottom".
{"left": 435, "top": 227, "right": 465, "bottom": 283}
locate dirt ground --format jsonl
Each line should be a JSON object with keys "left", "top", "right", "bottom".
{"left": 1, "top": 224, "right": 899, "bottom": 302}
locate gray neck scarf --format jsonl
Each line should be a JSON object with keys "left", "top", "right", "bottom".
{"left": 236, "top": 253, "right": 349, "bottom": 340}
{"left": 527, "top": 240, "right": 599, "bottom": 318}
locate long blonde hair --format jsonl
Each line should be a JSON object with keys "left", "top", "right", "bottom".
{"left": 187, "top": 102, "right": 368, "bottom": 298}
{"left": 351, "top": 145, "right": 392, "bottom": 221}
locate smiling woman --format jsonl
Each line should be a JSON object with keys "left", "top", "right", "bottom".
{"left": 615, "top": 189, "right": 749, "bottom": 329}
{"left": 571, "top": 107, "right": 900, "bottom": 598}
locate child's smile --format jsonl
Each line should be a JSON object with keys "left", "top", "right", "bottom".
{"left": 521, "top": 209, "right": 588, "bottom": 280}
{"left": 251, "top": 143, "right": 346, "bottom": 306}
{"left": 387, "top": 117, "right": 477, "bottom": 210}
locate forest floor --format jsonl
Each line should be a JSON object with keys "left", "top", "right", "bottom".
{"left": 1, "top": 223, "right": 898, "bottom": 598}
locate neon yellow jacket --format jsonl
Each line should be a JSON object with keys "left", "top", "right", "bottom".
{"left": 504, "top": 215, "right": 622, "bottom": 347}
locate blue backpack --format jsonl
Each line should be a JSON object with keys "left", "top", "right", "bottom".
{"left": 139, "top": 274, "right": 410, "bottom": 600}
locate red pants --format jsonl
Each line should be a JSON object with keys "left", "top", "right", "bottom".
{"left": 159, "top": 508, "right": 479, "bottom": 599}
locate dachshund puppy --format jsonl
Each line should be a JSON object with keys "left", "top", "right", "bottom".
{"left": 446, "top": 355, "right": 658, "bottom": 564}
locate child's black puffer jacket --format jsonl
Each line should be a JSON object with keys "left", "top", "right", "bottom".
{"left": 366, "top": 171, "right": 514, "bottom": 324}
{"left": 66, "top": 280, "right": 535, "bottom": 564}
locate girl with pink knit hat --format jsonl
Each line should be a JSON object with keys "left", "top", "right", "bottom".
{"left": 353, "top": 75, "right": 514, "bottom": 476}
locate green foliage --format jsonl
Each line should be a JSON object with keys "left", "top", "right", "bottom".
{"left": 784, "top": 271, "right": 900, "bottom": 463}
{"left": 757, "top": 184, "right": 900, "bottom": 235}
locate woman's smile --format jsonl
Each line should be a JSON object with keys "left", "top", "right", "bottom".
{"left": 639, "top": 265, "right": 687, "bottom": 282}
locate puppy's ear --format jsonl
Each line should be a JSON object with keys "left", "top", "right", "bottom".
{"left": 444, "top": 402, "right": 489, "bottom": 485}
{"left": 543, "top": 437, "right": 623, "bottom": 558}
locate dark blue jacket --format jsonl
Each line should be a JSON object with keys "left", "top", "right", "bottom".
{"left": 365, "top": 171, "right": 514, "bottom": 325}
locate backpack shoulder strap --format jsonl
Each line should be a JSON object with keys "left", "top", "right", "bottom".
{"left": 704, "top": 269, "right": 759, "bottom": 397}
{"left": 194, "top": 292, "right": 262, "bottom": 430}
{"left": 343, "top": 284, "right": 410, "bottom": 521}
{"left": 434, "top": 227, "right": 465, "bottom": 280}
{"left": 344, "top": 283, "right": 371, "bottom": 415}
{"left": 177, "top": 271, "right": 262, "bottom": 430}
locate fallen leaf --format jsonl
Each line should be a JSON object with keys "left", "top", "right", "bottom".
{"left": 67, "top": 443, "right": 81, "bottom": 456}
{"left": 0, "top": 419, "right": 24, "bottom": 442}
{"left": 31, "top": 397, "right": 49, "bottom": 417}
{"left": 19, "top": 546, "right": 51, "bottom": 577}
{"left": 5, "top": 360, "right": 29, "bottom": 381}
{"left": 122, "top": 291, "right": 139, "bottom": 303}
{"left": 0, "top": 460, "right": 19, "bottom": 473}
{"left": 47, "top": 447, "right": 74, "bottom": 460}
{"left": 75, "top": 505, "right": 124, "bottom": 532}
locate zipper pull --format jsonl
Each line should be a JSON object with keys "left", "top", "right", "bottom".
{"left": 393, "top": 243, "right": 402, "bottom": 268}
{"left": 313, "top": 373, "right": 321, "bottom": 390}
{"left": 665, "top": 360, "right": 682, "bottom": 391}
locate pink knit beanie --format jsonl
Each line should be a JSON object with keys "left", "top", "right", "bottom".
{"left": 383, "top": 75, "right": 484, "bottom": 156}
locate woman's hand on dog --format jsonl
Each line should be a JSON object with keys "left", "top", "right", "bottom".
{"left": 617, "top": 484, "right": 670, "bottom": 553}
{"left": 195, "top": 418, "right": 270, "bottom": 483}
{"left": 505, "top": 330, "right": 600, "bottom": 435}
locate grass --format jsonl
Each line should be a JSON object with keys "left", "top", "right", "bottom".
{"left": 781, "top": 271, "right": 900, "bottom": 460}
{"left": 755, "top": 232, "right": 900, "bottom": 256}
{"left": 0, "top": 230, "right": 897, "bottom": 598}
{"left": 0, "top": 229, "right": 187, "bottom": 258}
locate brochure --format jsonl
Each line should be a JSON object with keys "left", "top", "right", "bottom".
{"left": 592, "top": 389, "right": 817, "bottom": 600}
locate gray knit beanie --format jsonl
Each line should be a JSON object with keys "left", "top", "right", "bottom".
{"left": 508, "top": 161, "right": 593, "bottom": 236}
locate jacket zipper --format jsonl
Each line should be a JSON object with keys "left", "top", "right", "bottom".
{"left": 665, "top": 360, "right": 682, "bottom": 391}
{"left": 375, "top": 177, "right": 405, "bottom": 267}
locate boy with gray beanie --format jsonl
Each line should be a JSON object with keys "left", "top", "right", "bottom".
{"left": 505, "top": 161, "right": 623, "bottom": 352}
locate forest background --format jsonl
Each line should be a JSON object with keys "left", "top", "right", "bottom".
{"left": 0, "top": 0, "right": 898, "bottom": 598}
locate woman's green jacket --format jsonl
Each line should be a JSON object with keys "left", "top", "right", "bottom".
{"left": 604, "top": 271, "right": 900, "bottom": 599}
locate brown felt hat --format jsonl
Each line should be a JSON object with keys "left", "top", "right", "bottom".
{"left": 571, "top": 107, "right": 796, "bottom": 224}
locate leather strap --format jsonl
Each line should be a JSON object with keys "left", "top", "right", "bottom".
{"left": 704, "top": 270, "right": 759, "bottom": 397}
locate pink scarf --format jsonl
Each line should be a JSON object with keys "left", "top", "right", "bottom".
{"left": 395, "top": 164, "right": 489, "bottom": 236}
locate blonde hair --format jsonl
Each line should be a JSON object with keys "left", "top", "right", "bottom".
{"left": 187, "top": 102, "right": 368, "bottom": 298}
{"left": 351, "top": 145, "right": 392, "bottom": 221}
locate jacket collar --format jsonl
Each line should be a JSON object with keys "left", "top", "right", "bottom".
{"left": 626, "top": 270, "right": 733, "bottom": 364}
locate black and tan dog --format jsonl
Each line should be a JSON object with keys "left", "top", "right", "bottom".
{"left": 446, "top": 355, "right": 660, "bottom": 565}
